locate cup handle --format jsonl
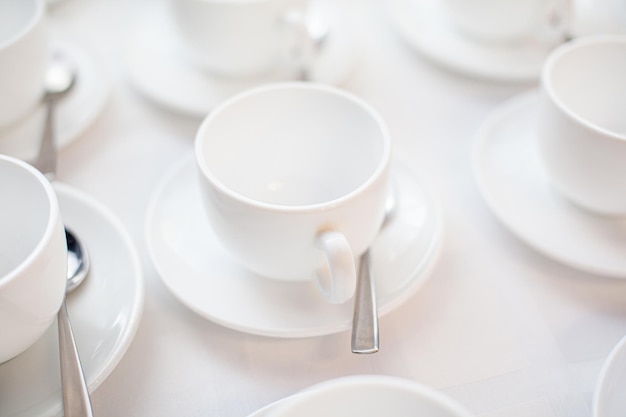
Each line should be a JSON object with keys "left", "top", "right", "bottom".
{"left": 280, "top": 8, "right": 329, "bottom": 80}
{"left": 315, "top": 230, "right": 357, "bottom": 304}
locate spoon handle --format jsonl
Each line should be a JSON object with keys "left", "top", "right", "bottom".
{"left": 34, "top": 97, "right": 57, "bottom": 180}
{"left": 351, "top": 251, "right": 379, "bottom": 354}
{"left": 58, "top": 300, "right": 94, "bottom": 417}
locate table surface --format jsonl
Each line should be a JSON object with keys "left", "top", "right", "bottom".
{"left": 39, "top": 0, "right": 626, "bottom": 416}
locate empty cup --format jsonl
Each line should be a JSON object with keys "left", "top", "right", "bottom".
{"left": 195, "top": 82, "right": 391, "bottom": 304}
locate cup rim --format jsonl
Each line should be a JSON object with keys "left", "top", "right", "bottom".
{"left": 541, "top": 35, "right": 626, "bottom": 143}
{"left": 195, "top": 82, "right": 392, "bottom": 213}
{"left": 0, "top": 155, "right": 61, "bottom": 288}
{"left": 268, "top": 375, "right": 474, "bottom": 417}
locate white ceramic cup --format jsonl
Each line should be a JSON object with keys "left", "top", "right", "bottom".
{"left": 535, "top": 36, "right": 626, "bottom": 216}
{"left": 169, "top": 0, "right": 318, "bottom": 78}
{"left": 195, "top": 82, "right": 391, "bottom": 304}
{"left": 267, "top": 375, "right": 474, "bottom": 417}
{"left": 441, "top": 0, "right": 568, "bottom": 45}
{"left": 0, "top": 155, "right": 67, "bottom": 364}
{"left": 0, "top": 0, "right": 48, "bottom": 129}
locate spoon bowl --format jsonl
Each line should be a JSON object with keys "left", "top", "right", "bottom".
{"left": 65, "top": 227, "right": 90, "bottom": 293}
{"left": 58, "top": 226, "right": 93, "bottom": 417}
{"left": 45, "top": 56, "right": 77, "bottom": 98}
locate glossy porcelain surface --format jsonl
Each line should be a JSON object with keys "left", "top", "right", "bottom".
{"left": 195, "top": 83, "right": 391, "bottom": 303}
{"left": 146, "top": 154, "right": 443, "bottom": 337}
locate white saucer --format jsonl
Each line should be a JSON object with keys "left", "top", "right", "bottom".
{"left": 387, "top": 0, "right": 556, "bottom": 82}
{"left": 473, "top": 90, "right": 626, "bottom": 277}
{"left": 145, "top": 154, "right": 443, "bottom": 338}
{"left": 594, "top": 336, "right": 626, "bottom": 417}
{"left": 0, "top": 184, "right": 144, "bottom": 417}
{"left": 124, "top": 1, "right": 358, "bottom": 117}
{"left": 0, "top": 41, "right": 111, "bottom": 162}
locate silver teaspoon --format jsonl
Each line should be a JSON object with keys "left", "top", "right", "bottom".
{"left": 34, "top": 53, "right": 76, "bottom": 180}
{"left": 32, "top": 55, "right": 94, "bottom": 416}
{"left": 59, "top": 227, "right": 93, "bottom": 417}
{"left": 351, "top": 192, "right": 396, "bottom": 354}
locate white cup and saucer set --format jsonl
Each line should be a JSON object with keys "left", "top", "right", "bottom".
{"left": 387, "top": 0, "right": 626, "bottom": 82}
{"left": 124, "top": 0, "right": 359, "bottom": 117}
{"left": 0, "top": 156, "right": 144, "bottom": 417}
{"left": 0, "top": 2, "right": 141, "bottom": 416}
{"left": 145, "top": 83, "right": 444, "bottom": 338}
{"left": 0, "top": 0, "right": 110, "bottom": 163}
{"left": 473, "top": 36, "right": 626, "bottom": 278}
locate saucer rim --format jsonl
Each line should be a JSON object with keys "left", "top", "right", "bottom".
{"left": 0, "top": 183, "right": 145, "bottom": 417}
{"left": 472, "top": 89, "right": 626, "bottom": 278}
{"left": 55, "top": 182, "right": 146, "bottom": 391}
{"left": 387, "top": 0, "right": 553, "bottom": 82}
{"left": 145, "top": 153, "right": 444, "bottom": 338}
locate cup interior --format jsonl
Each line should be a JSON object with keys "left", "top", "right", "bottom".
{"left": 0, "top": 158, "right": 52, "bottom": 278}
{"left": 546, "top": 38, "right": 626, "bottom": 136}
{"left": 197, "top": 84, "right": 389, "bottom": 207}
{"left": 0, "top": 0, "right": 40, "bottom": 48}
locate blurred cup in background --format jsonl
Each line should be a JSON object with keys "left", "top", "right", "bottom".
{"left": 169, "top": 0, "right": 321, "bottom": 79}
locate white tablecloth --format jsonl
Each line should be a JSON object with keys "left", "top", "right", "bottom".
{"left": 44, "top": 0, "right": 626, "bottom": 416}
